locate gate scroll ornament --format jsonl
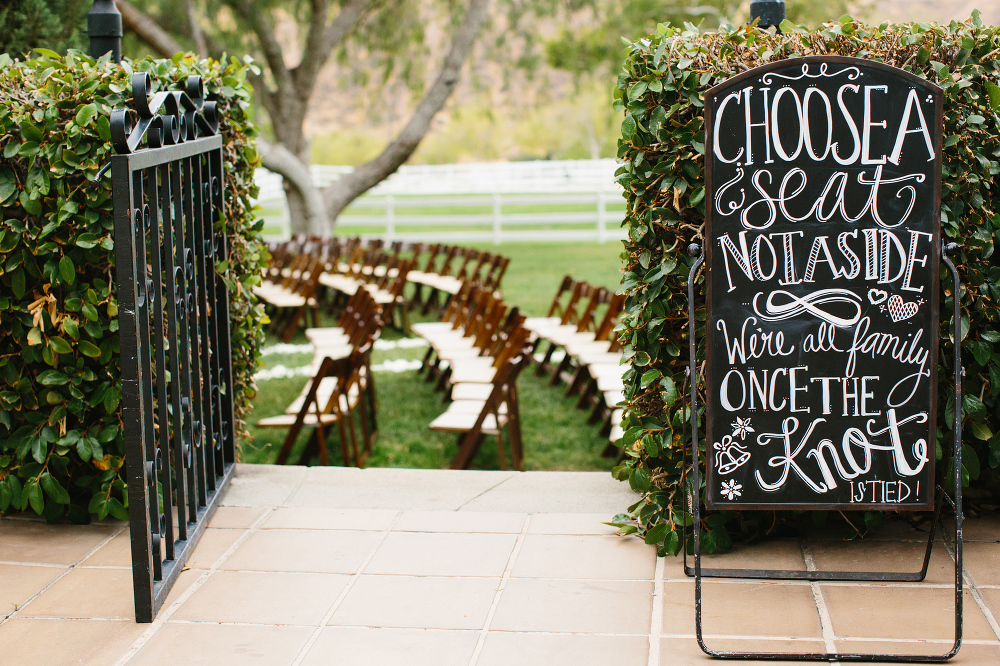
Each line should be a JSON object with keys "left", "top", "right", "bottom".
{"left": 687, "top": 56, "right": 963, "bottom": 661}
{"left": 109, "top": 72, "right": 236, "bottom": 622}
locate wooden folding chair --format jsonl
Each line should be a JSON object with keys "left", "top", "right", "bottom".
{"left": 430, "top": 352, "right": 529, "bottom": 470}
{"left": 262, "top": 343, "right": 378, "bottom": 467}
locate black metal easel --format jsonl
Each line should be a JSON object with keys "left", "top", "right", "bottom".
{"left": 683, "top": 241, "right": 964, "bottom": 662}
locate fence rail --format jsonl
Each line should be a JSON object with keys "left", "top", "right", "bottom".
{"left": 255, "top": 160, "right": 626, "bottom": 243}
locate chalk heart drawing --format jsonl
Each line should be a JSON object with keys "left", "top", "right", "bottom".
{"left": 868, "top": 288, "right": 888, "bottom": 305}
{"left": 887, "top": 294, "right": 919, "bottom": 322}
{"left": 714, "top": 435, "right": 751, "bottom": 475}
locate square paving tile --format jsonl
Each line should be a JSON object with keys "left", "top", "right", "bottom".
{"left": 130, "top": 621, "right": 314, "bottom": 665}
{"left": 968, "top": 587, "right": 1000, "bottom": 627}
{"left": 19, "top": 566, "right": 134, "bottom": 619}
{"left": 478, "top": 631, "right": 648, "bottom": 666}
{"left": 661, "top": 637, "right": 828, "bottom": 664}
{"left": 222, "top": 463, "right": 307, "bottom": 506}
{"left": 301, "top": 627, "right": 478, "bottom": 666}
{"left": 961, "top": 515, "right": 1000, "bottom": 542}
{"left": 329, "top": 574, "right": 498, "bottom": 629}
{"left": 822, "top": 586, "right": 993, "bottom": 641}
{"left": 262, "top": 507, "right": 397, "bottom": 530}
{"left": 833, "top": 640, "right": 998, "bottom": 662}
{"left": 172, "top": 571, "right": 348, "bottom": 625}
{"left": 184, "top": 527, "right": 248, "bottom": 569}
{"left": 364, "top": 531, "right": 516, "bottom": 577}
{"left": 662, "top": 581, "right": 823, "bottom": 638}
{"left": 286, "top": 467, "right": 516, "bottom": 510}
{"left": 672, "top": 539, "right": 806, "bottom": 579}
{"left": 207, "top": 506, "right": 268, "bottom": 528}
{"left": 81, "top": 529, "right": 132, "bottom": 567}
{"left": 461, "top": 471, "right": 640, "bottom": 513}
{"left": 0, "top": 564, "right": 64, "bottom": 614}
{"left": 962, "top": 541, "right": 1000, "bottom": 585}
{"left": 526, "top": 513, "right": 622, "bottom": 535}
{"left": 0, "top": 520, "right": 118, "bottom": 565}
{"left": 808, "top": 539, "right": 956, "bottom": 584}
{"left": 490, "top": 578, "right": 652, "bottom": 634}
{"left": 0, "top": 617, "right": 145, "bottom": 665}
{"left": 221, "top": 529, "right": 381, "bottom": 574}
{"left": 394, "top": 510, "right": 525, "bottom": 533}
{"left": 511, "top": 534, "right": 655, "bottom": 580}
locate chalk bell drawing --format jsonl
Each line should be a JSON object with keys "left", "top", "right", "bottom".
{"left": 715, "top": 434, "right": 752, "bottom": 475}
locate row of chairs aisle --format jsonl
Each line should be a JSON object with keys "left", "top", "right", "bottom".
{"left": 253, "top": 238, "right": 627, "bottom": 469}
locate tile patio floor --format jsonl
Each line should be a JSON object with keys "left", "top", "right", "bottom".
{"left": 1, "top": 463, "right": 999, "bottom": 664}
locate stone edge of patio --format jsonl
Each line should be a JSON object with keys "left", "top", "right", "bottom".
{"left": 222, "top": 463, "right": 641, "bottom": 513}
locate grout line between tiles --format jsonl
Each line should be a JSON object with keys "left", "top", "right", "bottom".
{"left": 647, "top": 555, "right": 665, "bottom": 666}
{"left": 0, "top": 522, "right": 127, "bottom": 627}
{"left": 110, "top": 506, "right": 277, "bottom": 666}
{"left": 455, "top": 474, "right": 519, "bottom": 511}
{"left": 289, "top": 511, "right": 403, "bottom": 666}
{"left": 468, "top": 514, "right": 532, "bottom": 666}
{"left": 801, "top": 544, "right": 839, "bottom": 657}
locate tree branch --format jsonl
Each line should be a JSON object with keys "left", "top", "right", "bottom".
{"left": 293, "top": 0, "right": 371, "bottom": 102}
{"left": 258, "top": 139, "right": 329, "bottom": 236}
{"left": 186, "top": 0, "right": 208, "bottom": 55}
{"left": 226, "top": 0, "right": 295, "bottom": 103}
{"left": 116, "top": 0, "right": 185, "bottom": 58}
{"left": 323, "top": 0, "right": 491, "bottom": 219}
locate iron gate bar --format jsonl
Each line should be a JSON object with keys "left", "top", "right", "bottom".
{"left": 110, "top": 72, "right": 236, "bottom": 622}
{"left": 683, "top": 243, "right": 963, "bottom": 662}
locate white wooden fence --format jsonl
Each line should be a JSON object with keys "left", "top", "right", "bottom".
{"left": 256, "top": 159, "right": 626, "bottom": 243}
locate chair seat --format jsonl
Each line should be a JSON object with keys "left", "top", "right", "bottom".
{"left": 450, "top": 382, "right": 494, "bottom": 401}
{"left": 523, "top": 316, "right": 561, "bottom": 333}
{"left": 411, "top": 321, "right": 459, "bottom": 337}
{"left": 305, "top": 328, "right": 349, "bottom": 345}
{"left": 603, "top": 389, "right": 625, "bottom": 407}
{"left": 257, "top": 413, "right": 339, "bottom": 428}
{"left": 429, "top": 409, "right": 501, "bottom": 434}
{"left": 449, "top": 360, "right": 498, "bottom": 384}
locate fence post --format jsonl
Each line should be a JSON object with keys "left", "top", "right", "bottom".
{"left": 385, "top": 194, "right": 395, "bottom": 241}
{"left": 597, "top": 191, "right": 607, "bottom": 244}
{"left": 492, "top": 192, "right": 502, "bottom": 245}
{"left": 88, "top": 0, "right": 122, "bottom": 62}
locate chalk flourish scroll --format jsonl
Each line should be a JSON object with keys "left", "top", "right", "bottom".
{"left": 752, "top": 289, "right": 862, "bottom": 327}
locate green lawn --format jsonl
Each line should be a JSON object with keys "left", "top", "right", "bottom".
{"left": 241, "top": 240, "right": 625, "bottom": 471}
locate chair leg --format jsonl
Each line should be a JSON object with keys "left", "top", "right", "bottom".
{"left": 450, "top": 432, "right": 486, "bottom": 469}
{"left": 549, "top": 353, "right": 570, "bottom": 386}
{"left": 535, "top": 341, "right": 555, "bottom": 377}
{"left": 296, "top": 430, "right": 319, "bottom": 466}
{"left": 565, "top": 365, "right": 590, "bottom": 397}
{"left": 316, "top": 425, "right": 329, "bottom": 466}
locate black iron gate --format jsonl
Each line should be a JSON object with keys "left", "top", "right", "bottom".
{"left": 109, "top": 72, "right": 236, "bottom": 622}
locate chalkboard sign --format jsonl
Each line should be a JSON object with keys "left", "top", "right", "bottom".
{"left": 704, "top": 56, "right": 942, "bottom": 510}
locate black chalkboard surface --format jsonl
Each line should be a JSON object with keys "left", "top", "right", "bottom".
{"left": 704, "top": 56, "right": 942, "bottom": 510}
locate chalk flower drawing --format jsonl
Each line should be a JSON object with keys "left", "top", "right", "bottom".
{"left": 715, "top": 435, "right": 751, "bottom": 475}
{"left": 731, "top": 416, "right": 754, "bottom": 439}
{"left": 721, "top": 479, "right": 743, "bottom": 500}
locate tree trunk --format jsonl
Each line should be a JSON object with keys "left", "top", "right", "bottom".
{"left": 258, "top": 139, "right": 328, "bottom": 236}
{"left": 322, "top": 0, "right": 491, "bottom": 221}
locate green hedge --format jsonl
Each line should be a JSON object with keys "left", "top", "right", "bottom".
{"left": 0, "top": 50, "right": 267, "bottom": 523}
{"left": 612, "top": 13, "right": 1000, "bottom": 553}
